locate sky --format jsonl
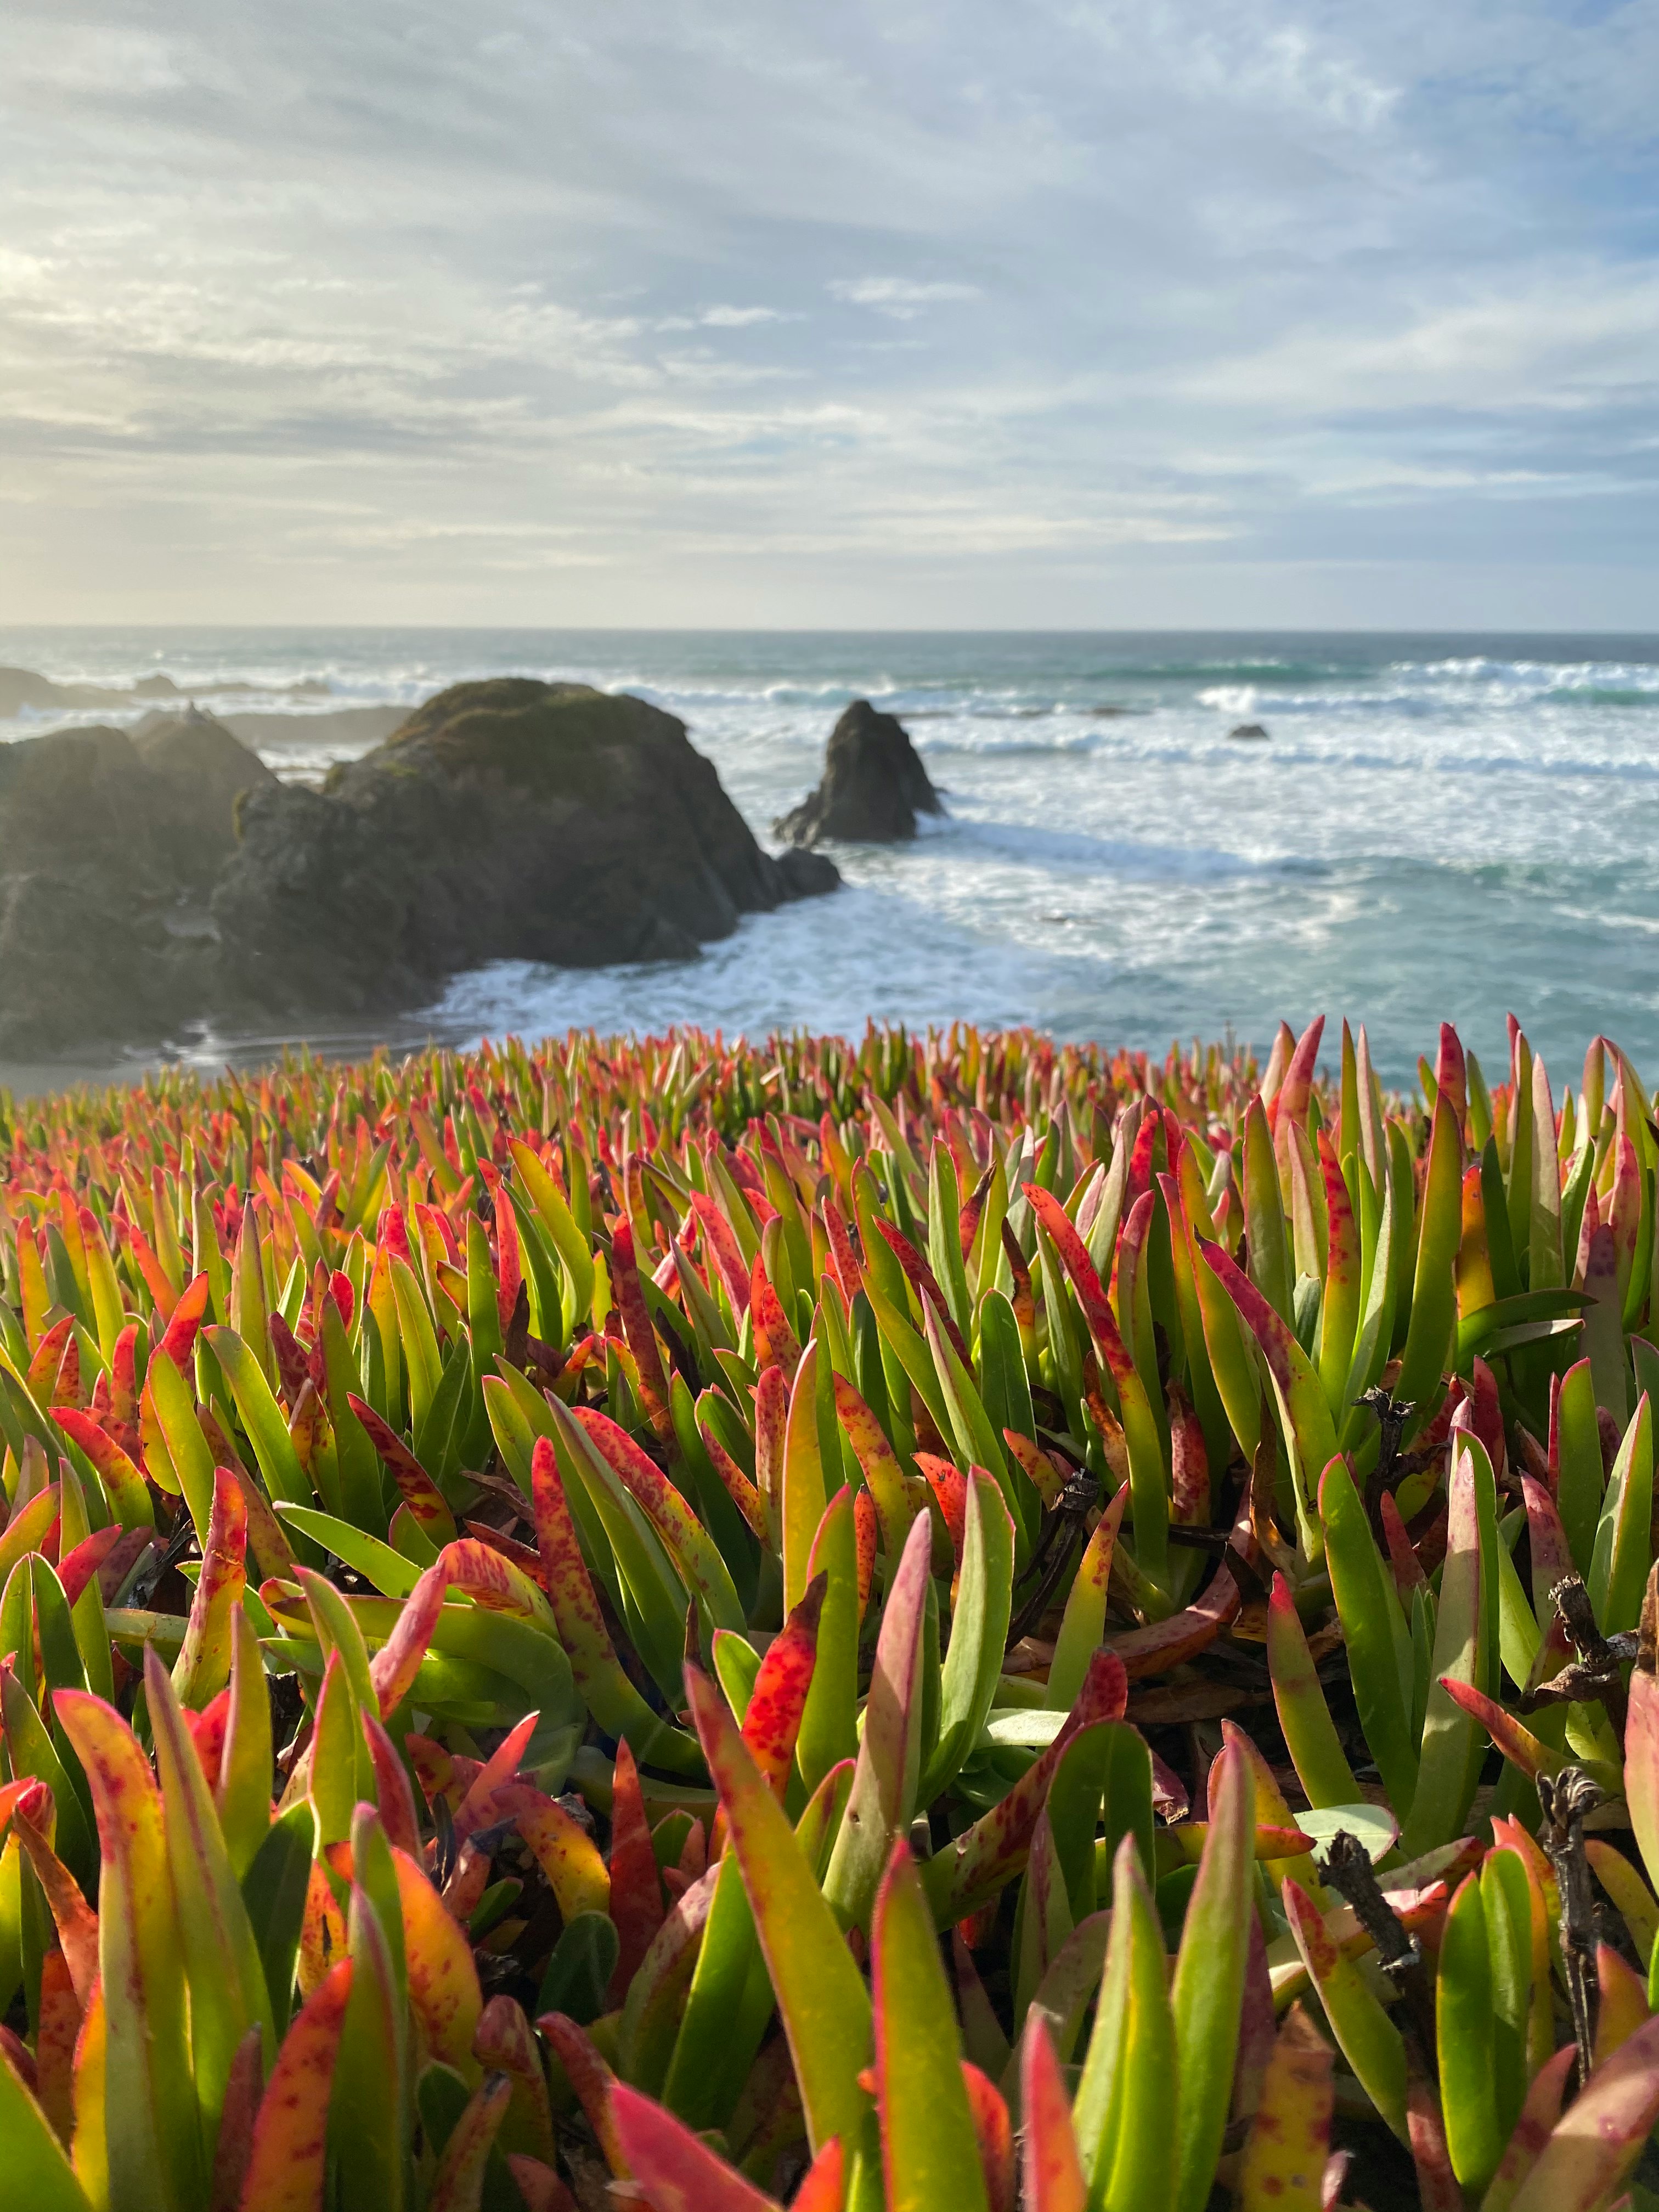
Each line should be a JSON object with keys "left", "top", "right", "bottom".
{"left": 2, "top": 1, "right": 1656, "bottom": 630}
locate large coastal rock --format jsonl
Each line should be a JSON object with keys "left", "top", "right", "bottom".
{"left": 211, "top": 680, "right": 839, "bottom": 1019}
{"left": 0, "top": 716, "right": 267, "bottom": 1053}
{"left": 133, "top": 707, "right": 280, "bottom": 884}
{"left": 0, "top": 680, "right": 837, "bottom": 1058}
{"left": 775, "top": 699, "right": 943, "bottom": 845}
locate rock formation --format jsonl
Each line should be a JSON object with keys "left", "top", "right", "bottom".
{"left": 133, "top": 706, "right": 280, "bottom": 884}
{"left": 210, "top": 680, "right": 839, "bottom": 1020}
{"left": 0, "top": 681, "right": 839, "bottom": 1058}
{"left": 1228, "top": 723, "right": 1269, "bottom": 742}
{"left": 0, "top": 714, "right": 269, "bottom": 1053}
{"left": 774, "top": 699, "right": 943, "bottom": 846}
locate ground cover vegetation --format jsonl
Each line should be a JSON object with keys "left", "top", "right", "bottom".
{"left": 0, "top": 1017, "right": 1657, "bottom": 2209}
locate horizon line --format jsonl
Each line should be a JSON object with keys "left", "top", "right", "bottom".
{"left": 5, "top": 622, "right": 1659, "bottom": 641}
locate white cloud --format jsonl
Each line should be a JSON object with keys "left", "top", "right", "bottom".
{"left": 699, "top": 304, "right": 792, "bottom": 327}
{"left": 828, "top": 278, "right": 983, "bottom": 318}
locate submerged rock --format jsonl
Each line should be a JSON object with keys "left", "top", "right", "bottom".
{"left": 774, "top": 699, "right": 943, "bottom": 845}
{"left": 211, "top": 680, "right": 840, "bottom": 1020}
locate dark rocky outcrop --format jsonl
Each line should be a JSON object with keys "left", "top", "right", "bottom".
{"left": 133, "top": 707, "right": 279, "bottom": 885}
{"left": 774, "top": 699, "right": 943, "bottom": 846}
{"left": 0, "top": 719, "right": 264, "bottom": 1052}
{"left": 774, "top": 847, "right": 842, "bottom": 899}
{"left": 0, "top": 680, "right": 838, "bottom": 1058}
{"left": 1228, "top": 723, "right": 1269, "bottom": 742}
{"left": 210, "top": 680, "right": 839, "bottom": 1020}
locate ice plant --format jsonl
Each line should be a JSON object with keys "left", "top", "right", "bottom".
{"left": 0, "top": 1018, "right": 1652, "bottom": 2206}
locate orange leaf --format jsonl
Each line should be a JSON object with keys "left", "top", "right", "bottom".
{"left": 238, "top": 1957, "right": 353, "bottom": 2212}
{"left": 607, "top": 1739, "right": 665, "bottom": 2005}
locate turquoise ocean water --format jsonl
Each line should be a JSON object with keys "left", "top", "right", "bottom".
{"left": 5, "top": 627, "right": 1658, "bottom": 1090}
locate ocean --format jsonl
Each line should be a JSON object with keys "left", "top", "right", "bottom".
{"left": 5, "top": 626, "right": 1658, "bottom": 1093}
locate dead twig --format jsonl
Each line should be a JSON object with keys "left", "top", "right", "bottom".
{"left": 1537, "top": 1767, "right": 1605, "bottom": 2091}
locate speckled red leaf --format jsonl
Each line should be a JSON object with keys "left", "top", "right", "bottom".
{"left": 853, "top": 1487, "right": 877, "bottom": 1620}
{"left": 916, "top": 1452, "right": 968, "bottom": 1578}
{"left": 740, "top": 1571, "right": 827, "bottom": 1801}
{"left": 689, "top": 1192, "right": 752, "bottom": 1316}
{"left": 238, "top": 1956, "right": 353, "bottom": 2212}
{"left": 155, "top": 1270, "right": 211, "bottom": 1372}
{"left": 612, "top": 1218, "right": 673, "bottom": 1440}
{"left": 873, "top": 1218, "right": 971, "bottom": 1368}
{"left": 57, "top": 1525, "right": 123, "bottom": 1609}
{"left": 173, "top": 1466, "right": 247, "bottom": 1708}
{"left": 695, "top": 1397, "right": 770, "bottom": 1539}
{"left": 185, "top": 1691, "right": 230, "bottom": 1792}
{"left": 480, "top": 1781, "right": 610, "bottom": 1922}
{"left": 366, "top": 1559, "right": 448, "bottom": 1718}
{"left": 1022, "top": 1183, "right": 1135, "bottom": 1385}
{"left": 607, "top": 1737, "right": 665, "bottom": 2005}
{"left": 748, "top": 1249, "right": 802, "bottom": 1376}
{"left": 26, "top": 1314, "right": 76, "bottom": 1408}
{"left": 924, "top": 1650, "right": 1128, "bottom": 1922}
{"left": 12, "top": 1801, "right": 99, "bottom": 2005}
{"left": 493, "top": 1181, "right": 523, "bottom": 1338}
{"left": 573, "top": 1405, "right": 740, "bottom": 1628}
{"left": 440, "top": 1534, "right": 552, "bottom": 1625}
{"left": 537, "top": 2014, "right": 629, "bottom": 2176}
{"left": 1002, "top": 1426, "right": 1066, "bottom": 1509}
{"left": 753, "top": 1362, "right": 788, "bottom": 1518}
{"left": 1235, "top": 2004, "right": 1333, "bottom": 2212}
{"left": 474, "top": 1994, "right": 555, "bottom": 2164}
{"left": 346, "top": 1396, "right": 454, "bottom": 1533}
{"left": 831, "top": 1369, "right": 914, "bottom": 1553}
{"left": 1519, "top": 1475, "right": 1574, "bottom": 1613}
{"left": 823, "top": 1197, "right": 862, "bottom": 1302}
{"left": 1169, "top": 1384, "right": 1209, "bottom": 1525}
{"left": 392, "top": 1844, "right": 483, "bottom": 2074}
{"left": 51, "top": 1410, "right": 151, "bottom": 1531}
{"left": 1107, "top": 1567, "right": 1240, "bottom": 1680}
{"left": 1479, "top": 2046, "right": 1573, "bottom": 2208}
{"left": 361, "top": 1712, "right": 421, "bottom": 1858}
{"left": 451, "top": 1708, "right": 540, "bottom": 1847}
{"left": 32, "top": 1941, "right": 78, "bottom": 2146}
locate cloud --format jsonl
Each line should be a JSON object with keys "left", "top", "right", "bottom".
{"left": 0, "top": 0, "right": 1654, "bottom": 624}
{"left": 828, "top": 278, "right": 983, "bottom": 318}
{"left": 699, "top": 304, "right": 793, "bottom": 327}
